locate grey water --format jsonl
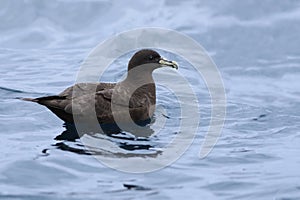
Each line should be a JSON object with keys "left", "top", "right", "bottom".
{"left": 1, "top": 0, "right": 300, "bottom": 199}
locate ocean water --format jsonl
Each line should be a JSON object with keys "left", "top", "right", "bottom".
{"left": 1, "top": 0, "right": 300, "bottom": 199}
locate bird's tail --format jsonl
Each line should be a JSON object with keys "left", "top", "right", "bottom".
{"left": 17, "top": 97, "right": 38, "bottom": 102}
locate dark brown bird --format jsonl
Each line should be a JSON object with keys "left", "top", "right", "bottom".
{"left": 23, "top": 49, "right": 178, "bottom": 127}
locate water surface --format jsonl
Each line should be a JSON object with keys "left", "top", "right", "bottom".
{"left": 1, "top": 0, "right": 300, "bottom": 199}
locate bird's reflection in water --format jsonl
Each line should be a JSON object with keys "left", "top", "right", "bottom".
{"left": 53, "top": 119, "right": 162, "bottom": 158}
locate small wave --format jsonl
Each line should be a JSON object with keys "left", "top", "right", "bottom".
{"left": 0, "top": 86, "right": 26, "bottom": 93}
{"left": 0, "top": 86, "right": 52, "bottom": 98}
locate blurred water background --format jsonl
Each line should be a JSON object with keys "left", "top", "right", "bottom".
{"left": 0, "top": 0, "right": 300, "bottom": 199}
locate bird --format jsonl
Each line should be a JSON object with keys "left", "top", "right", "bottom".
{"left": 22, "top": 49, "right": 178, "bottom": 131}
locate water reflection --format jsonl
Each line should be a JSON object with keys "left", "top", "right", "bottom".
{"left": 53, "top": 119, "right": 162, "bottom": 158}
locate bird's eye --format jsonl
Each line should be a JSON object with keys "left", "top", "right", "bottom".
{"left": 149, "top": 55, "right": 153, "bottom": 60}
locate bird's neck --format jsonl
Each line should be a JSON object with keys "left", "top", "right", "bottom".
{"left": 122, "top": 70, "right": 156, "bottom": 105}
{"left": 124, "top": 69, "right": 154, "bottom": 86}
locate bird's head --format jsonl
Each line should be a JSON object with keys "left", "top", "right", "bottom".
{"left": 128, "top": 49, "right": 178, "bottom": 72}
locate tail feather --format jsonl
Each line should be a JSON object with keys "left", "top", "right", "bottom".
{"left": 35, "top": 95, "right": 66, "bottom": 101}
{"left": 19, "top": 97, "right": 38, "bottom": 102}
{"left": 18, "top": 95, "right": 66, "bottom": 103}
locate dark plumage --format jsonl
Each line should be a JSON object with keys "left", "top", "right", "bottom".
{"left": 23, "top": 49, "right": 178, "bottom": 127}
